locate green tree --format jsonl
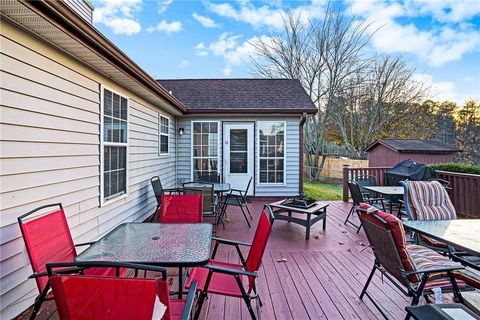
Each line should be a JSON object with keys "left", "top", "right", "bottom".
{"left": 456, "top": 100, "right": 480, "bottom": 165}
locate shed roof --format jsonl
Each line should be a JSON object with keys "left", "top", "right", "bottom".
{"left": 157, "top": 79, "right": 318, "bottom": 115}
{"left": 364, "top": 139, "right": 460, "bottom": 154}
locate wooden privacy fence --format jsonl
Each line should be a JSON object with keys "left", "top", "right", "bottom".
{"left": 342, "top": 166, "right": 480, "bottom": 218}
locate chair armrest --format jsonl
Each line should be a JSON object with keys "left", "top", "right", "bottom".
{"left": 74, "top": 241, "right": 95, "bottom": 247}
{"left": 230, "top": 189, "right": 245, "bottom": 195}
{"left": 366, "top": 197, "right": 385, "bottom": 202}
{"left": 180, "top": 281, "right": 197, "bottom": 320}
{"left": 212, "top": 237, "right": 251, "bottom": 247}
{"left": 403, "top": 265, "right": 464, "bottom": 276}
{"left": 29, "top": 272, "right": 48, "bottom": 279}
{"left": 204, "top": 264, "right": 258, "bottom": 278}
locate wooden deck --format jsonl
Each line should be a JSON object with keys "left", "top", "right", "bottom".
{"left": 16, "top": 200, "right": 479, "bottom": 320}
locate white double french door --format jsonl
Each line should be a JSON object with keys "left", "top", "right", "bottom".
{"left": 223, "top": 123, "right": 254, "bottom": 195}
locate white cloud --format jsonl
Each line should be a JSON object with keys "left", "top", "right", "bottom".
{"left": 178, "top": 60, "right": 190, "bottom": 68}
{"left": 148, "top": 20, "right": 183, "bottom": 34}
{"left": 200, "top": 32, "right": 273, "bottom": 74}
{"left": 346, "top": 0, "right": 480, "bottom": 67}
{"left": 192, "top": 13, "right": 221, "bottom": 28}
{"left": 205, "top": 1, "right": 325, "bottom": 30}
{"left": 464, "top": 76, "right": 476, "bottom": 83}
{"left": 195, "top": 42, "right": 209, "bottom": 56}
{"left": 93, "top": 0, "right": 142, "bottom": 35}
{"left": 405, "top": 0, "right": 480, "bottom": 23}
{"left": 413, "top": 73, "right": 457, "bottom": 101}
{"left": 157, "top": 0, "right": 173, "bottom": 14}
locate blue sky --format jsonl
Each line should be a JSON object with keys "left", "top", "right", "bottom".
{"left": 91, "top": 0, "right": 480, "bottom": 105}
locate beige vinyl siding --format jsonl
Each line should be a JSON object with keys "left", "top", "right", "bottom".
{"left": 0, "top": 21, "right": 176, "bottom": 319}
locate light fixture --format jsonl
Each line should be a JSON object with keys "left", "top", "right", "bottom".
{"left": 178, "top": 128, "right": 185, "bottom": 136}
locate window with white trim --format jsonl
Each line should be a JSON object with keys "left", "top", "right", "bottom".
{"left": 258, "top": 121, "right": 285, "bottom": 184}
{"left": 102, "top": 88, "right": 128, "bottom": 202}
{"left": 192, "top": 122, "right": 218, "bottom": 180}
{"left": 159, "top": 115, "right": 169, "bottom": 155}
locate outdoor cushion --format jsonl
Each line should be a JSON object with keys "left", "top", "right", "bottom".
{"left": 406, "top": 244, "right": 480, "bottom": 290}
{"left": 406, "top": 181, "right": 457, "bottom": 221}
{"left": 359, "top": 203, "right": 418, "bottom": 281}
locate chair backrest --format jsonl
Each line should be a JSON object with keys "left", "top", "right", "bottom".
{"left": 159, "top": 195, "right": 203, "bottom": 223}
{"left": 243, "top": 177, "right": 253, "bottom": 195}
{"left": 183, "top": 182, "right": 214, "bottom": 213}
{"left": 150, "top": 176, "right": 164, "bottom": 206}
{"left": 348, "top": 180, "right": 365, "bottom": 205}
{"left": 245, "top": 205, "right": 275, "bottom": 293}
{"left": 355, "top": 175, "right": 377, "bottom": 197}
{"left": 358, "top": 203, "right": 418, "bottom": 285}
{"left": 402, "top": 180, "right": 456, "bottom": 221}
{"left": 196, "top": 171, "right": 220, "bottom": 183}
{"left": 18, "top": 204, "right": 77, "bottom": 294}
{"left": 48, "top": 263, "right": 172, "bottom": 320}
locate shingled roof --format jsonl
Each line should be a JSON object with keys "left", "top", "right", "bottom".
{"left": 157, "top": 79, "right": 318, "bottom": 114}
{"left": 364, "top": 139, "right": 460, "bottom": 154}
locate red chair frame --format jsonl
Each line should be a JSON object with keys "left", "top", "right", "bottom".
{"left": 186, "top": 205, "right": 275, "bottom": 320}
{"left": 159, "top": 195, "right": 203, "bottom": 223}
{"left": 46, "top": 261, "right": 198, "bottom": 320}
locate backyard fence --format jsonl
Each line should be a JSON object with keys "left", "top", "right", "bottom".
{"left": 305, "top": 157, "right": 368, "bottom": 180}
{"left": 342, "top": 166, "right": 480, "bottom": 218}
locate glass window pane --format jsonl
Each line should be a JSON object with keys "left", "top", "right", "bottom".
{"left": 193, "top": 146, "right": 201, "bottom": 157}
{"left": 201, "top": 159, "right": 209, "bottom": 170}
{"left": 201, "top": 134, "right": 209, "bottom": 146}
{"left": 112, "top": 93, "right": 120, "bottom": 118}
{"left": 104, "top": 146, "right": 110, "bottom": 171}
{"left": 104, "top": 90, "right": 112, "bottom": 116}
{"left": 120, "top": 120, "right": 127, "bottom": 143}
{"left": 268, "top": 146, "right": 276, "bottom": 157}
{"left": 193, "top": 123, "right": 201, "bottom": 133}
{"left": 260, "top": 171, "right": 267, "bottom": 183}
{"left": 260, "top": 159, "right": 267, "bottom": 170}
{"left": 193, "top": 133, "right": 201, "bottom": 145}
{"left": 104, "top": 172, "right": 110, "bottom": 198}
{"left": 276, "top": 171, "right": 284, "bottom": 183}
{"left": 160, "top": 135, "right": 168, "bottom": 154}
{"left": 112, "top": 119, "right": 120, "bottom": 142}
{"left": 210, "top": 159, "right": 218, "bottom": 171}
{"left": 202, "top": 146, "right": 209, "bottom": 157}
{"left": 103, "top": 116, "right": 112, "bottom": 142}
{"left": 230, "top": 129, "right": 247, "bottom": 152}
{"left": 194, "top": 159, "right": 201, "bottom": 170}
{"left": 121, "top": 98, "right": 128, "bottom": 120}
{"left": 202, "top": 123, "right": 209, "bottom": 133}
{"left": 210, "top": 122, "right": 218, "bottom": 133}
{"left": 268, "top": 172, "right": 275, "bottom": 183}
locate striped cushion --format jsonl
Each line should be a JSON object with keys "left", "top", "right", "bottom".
{"left": 407, "top": 244, "right": 480, "bottom": 290}
{"left": 406, "top": 181, "right": 456, "bottom": 221}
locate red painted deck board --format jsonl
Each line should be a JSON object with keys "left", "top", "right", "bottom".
{"left": 15, "top": 200, "right": 477, "bottom": 320}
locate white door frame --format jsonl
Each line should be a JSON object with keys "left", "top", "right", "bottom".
{"left": 223, "top": 122, "right": 254, "bottom": 195}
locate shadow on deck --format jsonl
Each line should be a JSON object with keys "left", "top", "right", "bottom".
{"left": 16, "top": 200, "right": 478, "bottom": 320}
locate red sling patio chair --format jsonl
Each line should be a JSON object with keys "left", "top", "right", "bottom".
{"left": 18, "top": 203, "right": 126, "bottom": 320}
{"left": 402, "top": 180, "right": 480, "bottom": 270}
{"left": 357, "top": 203, "right": 480, "bottom": 319}
{"left": 185, "top": 205, "right": 275, "bottom": 320}
{"left": 46, "top": 261, "right": 198, "bottom": 320}
{"left": 159, "top": 195, "right": 203, "bottom": 223}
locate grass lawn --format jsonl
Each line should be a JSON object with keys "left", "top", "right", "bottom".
{"left": 304, "top": 181, "right": 343, "bottom": 201}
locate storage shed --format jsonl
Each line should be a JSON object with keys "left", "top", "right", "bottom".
{"left": 365, "top": 139, "right": 460, "bottom": 167}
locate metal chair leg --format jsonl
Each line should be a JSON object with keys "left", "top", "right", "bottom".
{"left": 360, "top": 264, "right": 376, "bottom": 300}
{"left": 344, "top": 206, "right": 354, "bottom": 225}
{"left": 240, "top": 205, "right": 251, "bottom": 228}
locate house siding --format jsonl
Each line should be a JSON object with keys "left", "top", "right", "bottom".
{"left": 0, "top": 21, "right": 176, "bottom": 319}
{"left": 177, "top": 115, "right": 300, "bottom": 197}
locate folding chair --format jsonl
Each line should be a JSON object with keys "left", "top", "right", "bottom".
{"left": 219, "top": 177, "right": 253, "bottom": 228}
{"left": 345, "top": 180, "right": 386, "bottom": 233}
{"left": 186, "top": 205, "right": 275, "bottom": 320}
{"left": 183, "top": 182, "right": 217, "bottom": 227}
{"left": 18, "top": 204, "right": 126, "bottom": 319}
{"left": 159, "top": 195, "right": 203, "bottom": 223}
{"left": 358, "top": 203, "right": 480, "bottom": 319}
{"left": 47, "top": 261, "right": 198, "bottom": 320}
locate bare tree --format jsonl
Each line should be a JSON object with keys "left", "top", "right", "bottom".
{"left": 332, "top": 55, "right": 428, "bottom": 158}
{"left": 250, "top": 4, "right": 372, "bottom": 178}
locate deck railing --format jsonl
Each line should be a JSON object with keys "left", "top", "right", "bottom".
{"left": 342, "top": 166, "right": 480, "bottom": 218}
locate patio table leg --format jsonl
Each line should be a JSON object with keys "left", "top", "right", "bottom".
{"left": 306, "top": 213, "right": 311, "bottom": 240}
{"left": 323, "top": 209, "right": 327, "bottom": 230}
{"left": 178, "top": 267, "right": 183, "bottom": 299}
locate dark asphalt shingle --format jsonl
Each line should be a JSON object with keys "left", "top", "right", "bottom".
{"left": 365, "top": 139, "right": 459, "bottom": 153}
{"left": 157, "top": 78, "right": 317, "bottom": 114}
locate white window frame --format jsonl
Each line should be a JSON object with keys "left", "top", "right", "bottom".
{"left": 190, "top": 120, "right": 220, "bottom": 181}
{"left": 159, "top": 114, "right": 170, "bottom": 156}
{"left": 100, "top": 85, "right": 129, "bottom": 206}
{"left": 256, "top": 121, "right": 286, "bottom": 186}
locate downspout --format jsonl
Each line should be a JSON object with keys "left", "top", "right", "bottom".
{"left": 299, "top": 112, "right": 307, "bottom": 194}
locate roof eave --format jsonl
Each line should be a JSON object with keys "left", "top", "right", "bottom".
{"left": 185, "top": 107, "right": 318, "bottom": 115}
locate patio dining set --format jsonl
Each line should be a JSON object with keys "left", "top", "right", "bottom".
{"left": 344, "top": 167, "right": 480, "bottom": 319}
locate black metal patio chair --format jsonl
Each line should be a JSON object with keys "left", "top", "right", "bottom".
{"left": 219, "top": 177, "right": 253, "bottom": 228}
{"left": 183, "top": 182, "right": 218, "bottom": 228}
{"left": 345, "top": 180, "right": 386, "bottom": 233}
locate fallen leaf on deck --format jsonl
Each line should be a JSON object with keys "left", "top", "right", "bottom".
{"left": 314, "top": 235, "right": 320, "bottom": 239}
{"left": 341, "top": 230, "right": 347, "bottom": 233}
{"left": 277, "top": 258, "right": 288, "bottom": 263}
{"left": 338, "top": 242, "right": 344, "bottom": 245}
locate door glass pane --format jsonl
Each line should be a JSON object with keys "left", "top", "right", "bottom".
{"left": 230, "top": 153, "right": 247, "bottom": 173}
{"left": 230, "top": 129, "right": 247, "bottom": 151}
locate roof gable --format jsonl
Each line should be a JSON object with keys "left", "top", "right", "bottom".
{"left": 365, "top": 139, "right": 460, "bottom": 154}
{"left": 157, "top": 79, "right": 318, "bottom": 114}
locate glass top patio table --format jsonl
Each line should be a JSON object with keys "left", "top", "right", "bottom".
{"left": 181, "top": 182, "right": 231, "bottom": 193}
{"left": 363, "top": 186, "right": 404, "bottom": 196}
{"left": 76, "top": 223, "right": 212, "bottom": 267}
{"left": 403, "top": 219, "right": 480, "bottom": 256}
